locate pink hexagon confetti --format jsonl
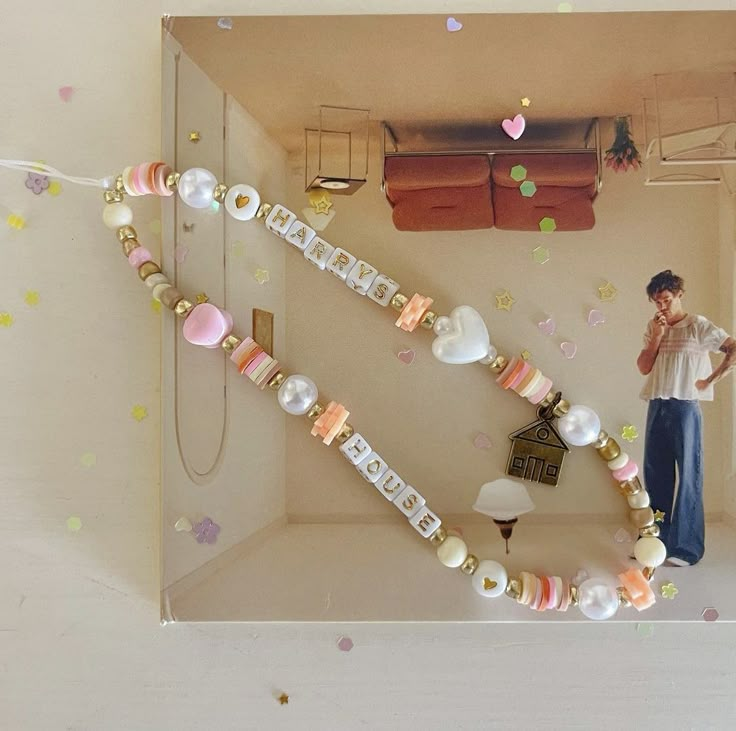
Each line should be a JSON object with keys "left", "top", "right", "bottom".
{"left": 702, "top": 607, "right": 719, "bottom": 622}
{"left": 337, "top": 636, "right": 354, "bottom": 652}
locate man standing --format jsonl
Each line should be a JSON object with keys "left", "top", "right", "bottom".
{"left": 637, "top": 270, "right": 736, "bottom": 566}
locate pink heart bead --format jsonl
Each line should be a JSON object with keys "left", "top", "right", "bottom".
{"left": 182, "top": 303, "right": 233, "bottom": 348}
{"left": 501, "top": 114, "right": 526, "bottom": 140}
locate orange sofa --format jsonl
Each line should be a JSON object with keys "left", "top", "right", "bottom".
{"left": 384, "top": 152, "right": 598, "bottom": 232}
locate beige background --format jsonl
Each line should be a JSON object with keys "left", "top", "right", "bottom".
{"left": 3, "top": 1, "right": 736, "bottom": 729}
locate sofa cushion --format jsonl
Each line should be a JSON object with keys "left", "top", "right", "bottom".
{"left": 493, "top": 185, "right": 595, "bottom": 231}
{"left": 385, "top": 155, "right": 491, "bottom": 192}
{"left": 493, "top": 152, "right": 598, "bottom": 189}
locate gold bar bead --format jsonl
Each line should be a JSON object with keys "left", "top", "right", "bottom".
{"left": 267, "top": 372, "right": 286, "bottom": 391}
{"left": 593, "top": 430, "right": 609, "bottom": 449}
{"left": 429, "top": 526, "right": 448, "bottom": 546}
{"left": 104, "top": 189, "right": 124, "bottom": 204}
{"left": 336, "top": 423, "right": 355, "bottom": 443}
{"left": 160, "top": 286, "right": 184, "bottom": 310}
{"left": 570, "top": 585, "right": 580, "bottom": 606}
{"left": 505, "top": 577, "right": 522, "bottom": 601}
{"left": 114, "top": 175, "right": 125, "bottom": 194}
{"left": 117, "top": 225, "right": 138, "bottom": 243}
{"left": 138, "top": 262, "right": 162, "bottom": 281}
{"left": 597, "top": 437, "right": 622, "bottom": 461}
{"left": 552, "top": 398, "right": 570, "bottom": 418}
{"left": 390, "top": 292, "right": 409, "bottom": 312}
{"left": 174, "top": 299, "right": 194, "bottom": 318}
{"left": 166, "top": 172, "right": 180, "bottom": 191}
{"left": 539, "top": 390, "right": 557, "bottom": 409}
{"left": 619, "top": 476, "right": 643, "bottom": 496}
{"left": 255, "top": 203, "right": 273, "bottom": 221}
{"left": 420, "top": 310, "right": 438, "bottom": 330}
{"left": 221, "top": 335, "right": 242, "bottom": 354}
{"left": 617, "top": 587, "right": 633, "bottom": 607}
{"left": 122, "top": 239, "right": 140, "bottom": 257}
{"left": 460, "top": 554, "right": 479, "bottom": 575}
{"left": 642, "top": 567, "right": 656, "bottom": 581}
{"left": 213, "top": 184, "right": 229, "bottom": 203}
{"left": 639, "top": 524, "right": 661, "bottom": 538}
{"left": 307, "top": 403, "right": 325, "bottom": 422}
{"left": 489, "top": 355, "right": 508, "bottom": 373}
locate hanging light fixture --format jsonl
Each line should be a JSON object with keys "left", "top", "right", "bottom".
{"left": 472, "top": 478, "right": 535, "bottom": 554}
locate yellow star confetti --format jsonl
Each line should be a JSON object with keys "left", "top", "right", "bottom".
{"left": 24, "top": 290, "right": 40, "bottom": 307}
{"left": 80, "top": 452, "right": 97, "bottom": 468}
{"left": 66, "top": 516, "right": 82, "bottom": 532}
{"left": 598, "top": 282, "right": 618, "bottom": 302}
{"left": 151, "top": 300, "right": 161, "bottom": 314}
{"left": 195, "top": 293, "right": 209, "bottom": 304}
{"left": 254, "top": 268, "right": 270, "bottom": 285}
{"left": 0, "top": 313, "right": 13, "bottom": 327}
{"left": 312, "top": 197, "right": 333, "bottom": 215}
{"left": 661, "top": 582, "right": 678, "bottom": 600}
{"left": 308, "top": 189, "right": 333, "bottom": 215}
{"left": 521, "top": 349, "right": 532, "bottom": 361}
{"left": 278, "top": 693, "right": 289, "bottom": 705}
{"left": 532, "top": 246, "right": 550, "bottom": 264}
{"left": 6, "top": 213, "right": 25, "bottom": 230}
{"left": 520, "top": 97, "right": 531, "bottom": 107}
{"left": 495, "top": 290, "right": 515, "bottom": 312}
{"left": 131, "top": 405, "right": 148, "bottom": 422}
{"left": 48, "top": 181, "right": 63, "bottom": 196}
{"left": 621, "top": 425, "right": 638, "bottom": 442}
{"left": 654, "top": 510, "right": 665, "bottom": 523}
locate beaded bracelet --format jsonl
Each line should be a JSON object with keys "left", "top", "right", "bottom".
{"left": 94, "top": 160, "right": 668, "bottom": 619}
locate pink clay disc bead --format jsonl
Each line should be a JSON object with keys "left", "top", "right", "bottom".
{"left": 128, "top": 247, "right": 153, "bottom": 268}
{"left": 612, "top": 460, "right": 639, "bottom": 482}
{"left": 528, "top": 376, "right": 553, "bottom": 405}
{"left": 132, "top": 165, "right": 150, "bottom": 195}
{"left": 155, "top": 164, "right": 173, "bottom": 196}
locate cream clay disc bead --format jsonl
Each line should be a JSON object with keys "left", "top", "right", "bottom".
{"left": 152, "top": 283, "right": 173, "bottom": 302}
{"left": 607, "top": 452, "right": 630, "bottom": 471}
{"left": 471, "top": 560, "right": 508, "bottom": 598}
{"left": 436, "top": 535, "right": 468, "bottom": 568}
{"left": 627, "top": 490, "right": 651, "bottom": 509}
{"left": 102, "top": 202, "right": 134, "bottom": 229}
{"left": 224, "top": 184, "right": 261, "bottom": 221}
{"left": 633, "top": 536, "right": 667, "bottom": 567}
{"left": 144, "top": 273, "right": 169, "bottom": 290}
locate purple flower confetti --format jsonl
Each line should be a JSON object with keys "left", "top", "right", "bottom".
{"left": 192, "top": 517, "right": 221, "bottom": 544}
{"left": 26, "top": 172, "right": 49, "bottom": 195}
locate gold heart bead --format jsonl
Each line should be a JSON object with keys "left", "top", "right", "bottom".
{"left": 235, "top": 194, "right": 250, "bottom": 209}
{"left": 483, "top": 577, "right": 497, "bottom": 591}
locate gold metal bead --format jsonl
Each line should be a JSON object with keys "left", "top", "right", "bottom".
{"left": 255, "top": 203, "right": 273, "bottom": 221}
{"left": 639, "top": 523, "right": 661, "bottom": 538}
{"left": 267, "top": 372, "right": 286, "bottom": 391}
{"left": 122, "top": 239, "right": 140, "bottom": 257}
{"left": 552, "top": 398, "right": 570, "bottom": 418}
{"left": 166, "top": 172, "right": 180, "bottom": 191}
{"left": 570, "top": 585, "right": 580, "bottom": 606}
{"left": 420, "top": 310, "right": 438, "bottom": 330}
{"left": 488, "top": 355, "right": 508, "bottom": 373}
{"left": 630, "top": 507, "right": 655, "bottom": 529}
{"left": 593, "top": 430, "right": 609, "bottom": 449}
{"left": 642, "top": 567, "right": 656, "bottom": 581}
{"left": 174, "top": 299, "right": 194, "bottom": 318}
{"left": 390, "top": 292, "right": 409, "bottom": 312}
{"left": 429, "top": 526, "right": 448, "bottom": 546}
{"left": 539, "top": 390, "right": 557, "bottom": 409}
{"left": 117, "top": 225, "right": 138, "bottom": 243}
{"left": 104, "top": 189, "right": 124, "bottom": 204}
{"left": 221, "top": 335, "right": 242, "bottom": 354}
{"left": 619, "top": 476, "right": 643, "bottom": 496}
{"left": 307, "top": 403, "right": 325, "bottom": 422}
{"left": 505, "top": 577, "right": 522, "bottom": 601}
{"left": 160, "top": 286, "right": 184, "bottom": 310}
{"left": 336, "top": 423, "right": 355, "bottom": 444}
{"left": 597, "top": 437, "right": 621, "bottom": 461}
{"left": 114, "top": 175, "right": 125, "bottom": 194}
{"left": 188, "top": 130, "right": 201, "bottom": 143}
{"left": 138, "top": 262, "right": 162, "bottom": 281}
{"left": 213, "top": 183, "right": 229, "bottom": 203}
{"left": 460, "top": 554, "right": 479, "bottom": 575}
{"left": 617, "top": 587, "right": 633, "bottom": 607}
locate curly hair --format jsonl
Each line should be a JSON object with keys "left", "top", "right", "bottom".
{"left": 646, "top": 270, "right": 685, "bottom": 300}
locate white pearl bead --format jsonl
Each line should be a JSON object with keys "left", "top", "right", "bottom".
{"left": 627, "top": 490, "right": 651, "bottom": 509}
{"left": 607, "top": 452, "right": 629, "bottom": 471}
{"left": 436, "top": 535, "right": 468, "bottom": 568}
{"left": 277, "top": 374, "right": 318, "bottom": 415}
{"left": 557, "top": 405, "right": 601, "bottom": 447}
{"left": 102, "top": 202, "right": 133, "bottom": 229}
{"left": 577, "top": 578, "right": 619, "bottom": 620}
{"left": 472, "top": 560, "right": 507, "bottom": 598}
{"left": 178, "top": 168, "right": 218, "bottom": 209}
{"left": 633, "top": 536, "right": 667, "bottom": 567}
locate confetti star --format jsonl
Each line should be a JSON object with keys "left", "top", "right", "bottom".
{"left": 521, "top": 97, "right": 531, "bottom": 107}
{"left": 495, "top": 290, "right": 515, "bottom": 311}
{"left": 661, "top": 582, "right": 678, "bottom": 600}
{"left": 654, "top": 510, "right": 666, "bottom": 523}
{"left": 131, "top": 405, "right": 148, "bottom": 422}
{"left": 621, "top": 425, "right": 639, "bottom": 442}
{"left": 312, "top": 197, "right": 333, "bottom": 215}
{"left": 598, "top": 282, "right": 618, "bottom": 302}
{"left": 24, "top": 290, "right": 40, "bottom": 307}
{"left": 254, "top": 268, "right": 270, "bottom": 285}
{"left": 532, "top": 246, "right": 550, "bottom": 264}
{"left": 278, "top": 693, "right": 289, "bottom": 705}
{"left": 521, "top": 349, "right": 532, "bottom": 361}
{"left": 0, "top": 313, "right": 13, "bottom": 327}
{"left": 195, "top": 293, "right": 209, "bottom": 304}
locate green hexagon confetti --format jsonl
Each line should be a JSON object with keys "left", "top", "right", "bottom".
{"left": 539, "top": 217, "right": 557, "bottom": 233}
{"left": 510, "top": 165, "right": 527, "bottom": 182}
{"left": 532, "top": 246, "right": 550, "bottom": 264}
{"left": 519, "top": 180, "right": 537, "bottom": 197}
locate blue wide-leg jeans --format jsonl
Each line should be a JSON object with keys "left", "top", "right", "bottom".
{"left": 643, "top": 398, "right": 704, "bottom": 565}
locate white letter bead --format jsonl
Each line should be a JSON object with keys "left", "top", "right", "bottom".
{"left": 355, "top": 451, "right": 389, "bottom": 484}
{"left": 374, "top": 470, "right": 405, "bottom": 501}
{"left": 326, "top": 248, "right": 358, "bottom": 281}
{"left": 437, "top": 535, "right": 468, "bottom": 568}
{"left": 224, "top": 184, "right": 261, "bottom": 221}
{"left": 409, "top": 508, "right": 441, "bottom": 538}
{"left": 265, "top": 205, "right": 297, "bottom": 237}
{"left": 367, "top": 274, "right": 401, "bottom": 307}
{"left": 346, "top": 260, "right": 379, "bottom": 295}
{"left": 339, "top": 433, "right": 372, "bottom": 465}
{"left": 472, "top": 560, "right": 508, "bottom": 597}
{"left": 394, "top": 485, "right": 426, "bottom": 518}
{"left": 304, "top": 237, "right": 335, "bottom": 270}
{"left": 284, "top": 220, "right": 316, "bottom": 250}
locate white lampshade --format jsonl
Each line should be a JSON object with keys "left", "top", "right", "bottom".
{"left": 472, "top": 479, "right": 536, "bottom": 521}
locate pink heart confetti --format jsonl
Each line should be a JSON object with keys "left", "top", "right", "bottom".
{"left": 337, "top": 636, "right": 354, "bottom": 652}
{"left": 501, "top": 114, "right": 526, "bottom": 140}
{"left": 538, "top": 317, "right": 556, "bottom": 336}
{"left": 587, "top": 309, "right": 606, "bottom": 327}
{"left": 473, "top": 432, "right": 492, "bottom": 450}
{"left": 175, "top": 245, "right": 189, "bottom": 263}
{"left": 397, "top": 349, "right": 415, "bottom": 365}
{"left": 58, "top": 86, "right": 74, "bottom": 102}
{"left": 446, "top": 17, "right": 463, "bottom": 32}
{"left": 614, "top": 528, "right": 632, "bottom": 544}
{"left": 560, "top": 341, "right": 577, "bottom": 359}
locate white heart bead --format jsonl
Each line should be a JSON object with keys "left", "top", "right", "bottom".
{"left": 436, "top": 535, "right": 468, "bottom": 568}
{"left": 224, "top": 184, "right": 260, "bottom": 221}
{"left": 431, "top": 305, "right": 490, "bottom": 364}
{"left": 472, "top": 560, "right": 508, "bottom": 598}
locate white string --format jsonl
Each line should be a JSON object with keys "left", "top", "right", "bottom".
{"left": 0, "top": 159, "right": 115, "bottom": 189}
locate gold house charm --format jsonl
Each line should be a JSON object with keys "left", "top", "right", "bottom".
{"left": 507, "top": 419, "right": 569, "bottom": 487}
